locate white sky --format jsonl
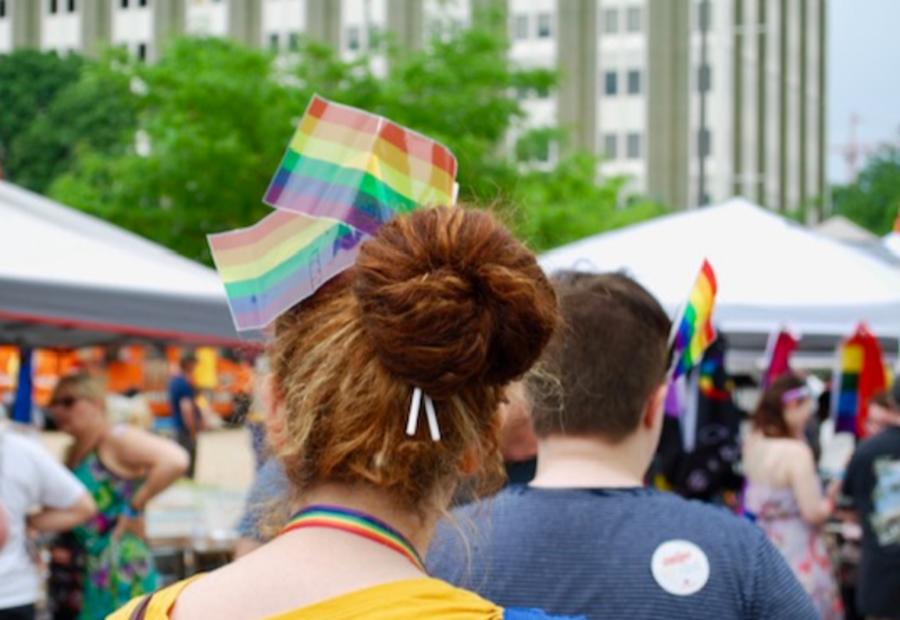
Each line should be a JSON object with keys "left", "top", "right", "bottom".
{"left": 828, "top": 0, "right": 900, "bottom": 183}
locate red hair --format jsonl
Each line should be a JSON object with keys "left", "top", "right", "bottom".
{"left": 269, "top": 207, "right": 559, "bottom": 513}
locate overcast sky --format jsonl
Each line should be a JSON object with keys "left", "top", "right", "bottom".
{"left": 828, "top": 0, "right": 900, "bottom": 183}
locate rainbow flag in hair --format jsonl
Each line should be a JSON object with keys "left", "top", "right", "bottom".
{"left": 208, "top": 211, "right": 366, "bottom": 331}
{"left": 264, "top": 95, "right": 458, "bottom": 235}
{"left": 831, "top": 324, "right": 888, "bottom": 437}
{"left": 670, "top": 260, "right": 718, "bottom": 379}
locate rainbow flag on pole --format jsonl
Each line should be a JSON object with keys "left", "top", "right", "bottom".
{"left": 670, "top": 259, "right": 718, "bottom": 379}
{"left": 264, "top": 95, "right": 458, "bottom": 235}
{"left": 209, "top": 211, "right": 366, "bottom": 331}
{"left": 831, "top": 324, "right": 888, "bottom": 437}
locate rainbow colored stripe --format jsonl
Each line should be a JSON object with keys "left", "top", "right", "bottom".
{"left": 208, "top": 95, "right": 459, "bottom": 331}
{"left": 280, "top": 505, "right": 425, "bottom": 572}
{"left": 264, "top": 95, "right": 458, "bottom": 235}
{"left": 671, "top": 260, "right": 718, "bottom": 379}
{"left": 833, "top": 325, "right": 888, "bottom": 437}
{"left": 208, "top": 210, "right": 365, "bottom": 331}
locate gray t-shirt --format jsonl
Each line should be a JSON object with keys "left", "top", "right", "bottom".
{"left": 427, "top": 485, "right": 817, "bottom": 620}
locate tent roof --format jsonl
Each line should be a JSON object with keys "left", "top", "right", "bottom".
{"left": 0, "top": 181, "right": 256, "bottom": 348}
{"left": 540, "top": 197, "right": 900, "bottom": 341}
{"left": 816, "top": 215, "right": 880, "bottom": 243}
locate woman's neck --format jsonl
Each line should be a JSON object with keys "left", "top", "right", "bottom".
{"left": 296, "top": 483, "right": 441, "bottom": 560}
{"left": 70, "top": 422, "right": 109, "bottom": 464}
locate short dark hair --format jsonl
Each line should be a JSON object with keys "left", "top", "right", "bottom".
{"left": 179, "top": 351, "right": 197, "bottom": 371}
{"left": 527, "top": 271, "right": 672, "bottom": 442}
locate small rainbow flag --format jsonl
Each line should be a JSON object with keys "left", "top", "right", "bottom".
{"left": 670, "top": 260, "right": 718, "bottom": 379}
{"left": 208, "top": 210, "right": 366, "bottom": 331}
{"left": 763, "top": 328, "right": 799, "bottom": 387}
{"left": 832, "top": 324, "right": 888, "bottom": 437}
{"left": 264, "top": 95, "right": 458, "bottom": 236}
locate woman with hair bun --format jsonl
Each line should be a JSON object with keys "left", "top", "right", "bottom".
{"left": 111, "top": 206, "right": 566, "bottom": 619}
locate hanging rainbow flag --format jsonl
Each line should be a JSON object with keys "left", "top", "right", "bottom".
{"left": 264, "top": 95, "right": 458, "bottom": 236}
{"left": 208, "top": 210, "right": 366, "bottom": 331}
{"left": 763, "top": 328, "right": 800, "bottom": 387}
{"left": 670, "top": 260, "right": 718, "bottom": 379}
{"left": 832, "top": 324, "right": 888, "bottom": 437}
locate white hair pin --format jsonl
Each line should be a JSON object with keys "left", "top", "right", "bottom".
{"left": 406, "top": 387, "right": 441, "bottom": 441}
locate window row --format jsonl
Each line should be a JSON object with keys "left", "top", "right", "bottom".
{"left": 601, "top": 132, "right": 642, "bottom": 160}
{"left": 603, "top": 69, "right": 642, "bottom": 96}
{"left": 512, "top": 12, "right": 553, "bottom": 41}
{"left": 601, "top": 6, "right": 642, "bottom": 35}
{"left": 269, "top": 31, "right": 301, "bottom": 52}
{"left": 48, "top": 0, "right": 77, "bottom": 13}
{"left": 119, "top": 0, "right": 150, "bottom": 8}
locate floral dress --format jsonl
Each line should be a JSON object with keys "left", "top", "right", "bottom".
{"left": 69, "top": 451, "right": 158, "bottom": 619}
{"left": 744, "top": 484, "right": 843, "bottom": 620}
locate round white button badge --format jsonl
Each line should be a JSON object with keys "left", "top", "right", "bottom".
{"left": 651, "top": 539, "right": 710, "bottom": 596}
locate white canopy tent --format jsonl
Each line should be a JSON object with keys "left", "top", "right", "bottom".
{"left": 540, "top": 198, "right": 900, "bottom": 372}
{"left": 886, "top": 231, "right": 900, "bottom": 260}
{"left": 0, "top": 181, "right": 255, "bottom": 348}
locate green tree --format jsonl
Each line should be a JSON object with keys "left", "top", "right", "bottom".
{"left": 832, "top": 144, "right": 900, "bottom": 235}
{"left": 51, "top": 29, "right": 664, "bottom": 263}
{"left": 8, "top": 48, "right": 138, "bottom": 192}
{"left": 0, "top": 49, "right": 84, "bottom": 184}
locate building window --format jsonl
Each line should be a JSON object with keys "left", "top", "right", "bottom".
{"left": 288, "top": 32, "right": 300, "bottom": 51}
{"left": 139, "top": 0, "right": 148, "bottom": 6}
{"left": 120, "top": 0, "right": 128, "bottom": 8}
{"left": 627, "top": 69, "right": 641, "bottom": 94}
{"left": 626, "top": 6, "right": 642, "bottom": 32}
{"left": 513, "top": 14, "right": 529, "bottom": 40}
{"left": 698, "top": 128, "right": 712, "bottom": 156}
{"left": 602, "top": 133, "right": 618, "bottom": 159}
{"left": 269, "top": 32, "right": 279, "bottom": 51}
{"left": 537, "top": 12, "right": 552, "bottom": 38}
{"left": 346, "top": 26, "right": 360, "bottom": 51}
{"left": 626, "top": 132, "right": 642, "bottom": 158}
{"left": 137, "top": 42, "right": 147, "bottom": 61}
{"left": 697, "top": 0, "right": 712, "bottom": 30}
{"left": 698, "top": 64, "right": 712, "bottom": 92}
{"left": 0, "top": 1, "right": 6, "bottom": 18}
{"left": 367, "top": 25, "right": 381, "bottom": 49}
{"left": 603, "top": 71, "right": 618, "bottom": 96}
{"left": 50, "top": 0, "right": 58, "bottom": 14}
{"left": 68, "top": 0, "right": 76, "bottom": 12}
{"left": 602, "top": 8, "right": 618, "bottom": 34}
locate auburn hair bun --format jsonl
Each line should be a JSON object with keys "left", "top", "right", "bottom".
{"left": 354, "top": 206, "right": 558, "bottom": 400}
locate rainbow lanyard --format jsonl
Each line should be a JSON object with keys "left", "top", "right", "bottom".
{"left": 279, "top": 504, "right": 426, "bottom": 573}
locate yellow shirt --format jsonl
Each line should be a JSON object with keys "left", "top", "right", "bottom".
{"left": 108, "top": 576, "right": 504, "bottom": 620}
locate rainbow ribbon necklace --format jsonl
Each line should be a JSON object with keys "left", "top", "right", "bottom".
{"left": 279, "top": 504, "right": 426, "bottom": 573}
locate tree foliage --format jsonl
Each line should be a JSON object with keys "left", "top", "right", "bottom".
{"left": 832, "top": 145, "right": 900, "bottom": 235}
{"left": 0, "top": 49, "right": 84, "bottom": 188}
{"left": 40, "top": 27, "right": 664, "bottom": 263}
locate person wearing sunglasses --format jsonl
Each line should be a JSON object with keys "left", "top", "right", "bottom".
{"left": 742, "top": 373, "right": 843, "bottom": 619}
{"left": 0, "top": 427, "right": 95, "bottom": 620}
{"left": 46, "top": 373, "right": 188, "bottom": 619}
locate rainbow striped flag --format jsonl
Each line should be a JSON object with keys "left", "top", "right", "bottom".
{"left": 832, "top": 324, "right": 888, "bottom": 437}
{"left": 670, "top": 260, "right": 718, "bottom": 379}
{"left": 208, "top": 210, "right": 366, "bottom": 331}
{"left": 264, "top": 95, "right": 458, "bottom": 236}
